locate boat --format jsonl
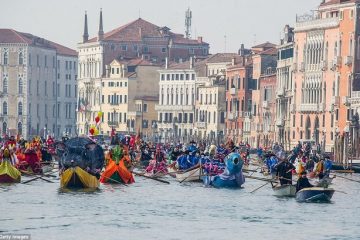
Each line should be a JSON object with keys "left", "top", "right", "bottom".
{"left": 295, "top": 187, "right": 335, "bottom": 203}
{"left": 203, "top": 152, "right": 245, "bottom": 188}
{"left": 100, "top": 159, "right": 135, "bottom": 184}
{"left": 331, "top": 163, "right": 360, "bottom": 173}
{"left": 273, "top": 184, "right": 296, "bottom": 197}
{"left": 0, "top": 160, "right": 21, "bottom": 183}
{"left": 60, "top": 167, "right": 99, "bottom": 189}
{"left": 176, "top": 167, "right": 202, "bottom": 182}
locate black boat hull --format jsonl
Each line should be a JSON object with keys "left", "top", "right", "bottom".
{"left": 296, "top": 187, "right": 335, "bottom": 203}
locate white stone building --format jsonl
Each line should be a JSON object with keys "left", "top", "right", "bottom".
{"left": 155, "top": 59, "right": 197, "bottom": 143}
{"left": 276, "top": 25, "right": 295, "bottom": 150}
{"left": 0, "top": 29, "right": 77, "bottom": 139}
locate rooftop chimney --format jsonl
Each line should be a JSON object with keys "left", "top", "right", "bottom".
{"left": 232, "top": 57, "right": 236, "bottom": 66}
{"left": 83, "top": 11, "right": 89, "bottom": 43}
{"left": 197, "top": 37, "right": 203, "bottom": 43}
{"left": 98, "top": 9, "right": 104, "bottom": 41}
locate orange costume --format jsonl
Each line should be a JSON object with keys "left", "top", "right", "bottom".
{"left": 100, "top": 146, "right": 134, "bottom": 184}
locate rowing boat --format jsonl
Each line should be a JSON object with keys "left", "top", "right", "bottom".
{"left": 60, "top": 167, "right": 99, "bottom": 189}
{"left": 273, "top": 184, "right": 296, "bottom": 197}
{"left": 176, "top": 167, "right": 202, "bottom": 182}
{"left": 0, "top": 160, "right": 21, "bottom": 183}
{"left": 295, "top": 187, "right": 335, "bottom": 203}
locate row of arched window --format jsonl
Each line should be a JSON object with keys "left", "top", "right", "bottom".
{"left": 2, "top": 77, "right": 23, "bottom": 94}
{"left": 0, "top": 122, "right": 22, "bottom": 135}
{"left": 2, "top": 50, "right": 24, "bottom": 65}
{"left": 2, "top": 101, "right": 23, "bottom": 116}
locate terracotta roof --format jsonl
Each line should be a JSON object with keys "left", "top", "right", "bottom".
{"left": 258, "top": 47, "right": 277, "bottom": 56}
{"left": 206, "top": 53, "right": 241, "bottom": 63}
{"left": 47, "top": 40, "right": 77, "bottom": 56}
{"left": 0, "top": 29, "right": 77, "bottom": 56}
{"left": 252, "top": 42, "right": 276, "bottom": 49}
{"left": 319, "top": 0, "right": 358, "bottom": 6}
{"left": 87, "top": 18, "right": 208, "bottom": 45}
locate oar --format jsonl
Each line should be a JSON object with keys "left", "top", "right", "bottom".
{"left": 245, "top": 175, "right": 278, "bottom": 183}
{"left": 39, "top": 177, "right": 53, "bottom": 183}
{"left": 100, "top": 175, "right": 129, "bottom": 186}
{"left": 132, "top": 171, "right": 170, "bottom": 184}
{"left": 336, "top": 175, "right": 360, "bottom": 183}
{"left": 336, "top": 190, "right": 348, "bottom": 194}
{"left": 250, "top": 182, "right": 270, "bottom": 193}
{"left": 22, "top": 176, "right": 42, "bottom": 184}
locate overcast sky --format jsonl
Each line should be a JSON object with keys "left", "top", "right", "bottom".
{"left": 1, "top": 0, "right": 320, "bottom": 53}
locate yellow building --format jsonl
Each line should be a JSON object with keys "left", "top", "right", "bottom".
{"left": 99, "top": 59, "right": 160, "bottom": 135}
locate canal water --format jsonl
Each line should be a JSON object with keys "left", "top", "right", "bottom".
{"left": 1, "top": 171, "right": 360, "bottom": 240}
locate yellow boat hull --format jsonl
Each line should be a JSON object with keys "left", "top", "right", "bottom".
{"left": 60, "top": 167, "right": 99, "bottom": 189}
{"left": 0, "top": 161, "right": 21, "bottom": 183}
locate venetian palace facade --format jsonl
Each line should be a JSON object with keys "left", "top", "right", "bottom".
{"left": 291, "top": 0, "right": 360, "bottom": 151}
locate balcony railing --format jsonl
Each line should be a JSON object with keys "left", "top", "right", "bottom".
{"left": 276, "top": 118, "right": 284, "bottom": 127}
{"left": 298, "top": 103, "right": 326, "bottom": 112}
{"left": 262, "top": 101, "right": 269, "bottom": 109}
{"left": 155, "top": 105, "right": 194, "bottom": 111}
{"left": 107, "top": 121, "right": 119, "bottom": 126}
{"left": 196, "top": 122, "right": 206, "bottom": 129}
{"left": 295, "top": 15, "right": 339, "bottom": 32}
{"left": 230, "top": 88, "right": 236, "bottom": 95}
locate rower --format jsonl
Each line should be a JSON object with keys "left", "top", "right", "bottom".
{"left": 276, "top": 157, "right": 295, "bottom": 185}
{"left": 296, "top": 171, "right": 313, "bottom": 192}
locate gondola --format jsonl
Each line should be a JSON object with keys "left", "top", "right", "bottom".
{"left": 0, "top": 160, "right": 21, "bottom": 183}
{"left": 60, "top": 167, "right": 99, "bottom": 189}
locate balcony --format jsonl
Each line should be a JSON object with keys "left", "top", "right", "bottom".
{"left": 292, "top": 63, "right": 297, "bottom": 72}
{"left": 345, "top": 56, "right": 353, "bottom": 66}
{"left": 262, "top": 101, "right": 269, "bottom": 109}
{"left": 230, "top": 87, "right": 236, "bottom": 95}
{"left": 342, "top": 96, "right": 350, "bottom": 106}
{"left": 331, "top": 96, "right": 340, "bottom": 106}
{"left": 295, "top": 15, "right": 339, "bottom": 32}
{"left": 244, "top": 112, "right": 252, "bottom": 118}
{"left": 107, "top": 121, "right": 119, "bottom": 127}
{"left": 290, "top": 103, "right": 296, "bottom": 113}
{"left": 155, "top": 104, "right": 194, "bottom": 111}
{"left": 276, "top": 87, "right": 285, "bottom": 97}
{"left": 320, "top": 61, "right": 327, "bottom": 71}
{"left": 298, "top": 103, "right": 326, "bottom": 112}
{"left": 276, "top": 118, "right": 284, "bottom": 127}
{"left": 299, "top": 62, "right": 305, "bottom": 72}
{"left": 228, "top": 111, "right": 238, "bottom": 121}
{"left": 196, "top": 122, "right": 206, "bottom": 129}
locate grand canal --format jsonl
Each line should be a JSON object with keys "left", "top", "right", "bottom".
{"left": 1, "top": 172, "right": 360, "bottom": 240}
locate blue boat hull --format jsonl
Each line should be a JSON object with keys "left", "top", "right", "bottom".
{"left": 203, "top": 175, "right": 242, "bottom": 188}
{"left": 296, "top": 188, "right": 335, "bottom": 203}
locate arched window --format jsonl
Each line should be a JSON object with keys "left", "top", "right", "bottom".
{"left": 18, "top": 78, "right": 23, "bottom": 94}
{"left": 3, "top": 102, "right": 8, "bottom": 115}
{"left": 3, "top": 52, "right": 8, "bottom": 65}
{"left": 19, "top": 52, "right": 24, "bottom": 65}
{"left": 3, "top": 77, "right": 8, "bottom": 93}
{"left": 2, "top": 122, "right": 7, "bottom": 134}
{"left": 18, "top": 122, "right": 22, "bottom": 135}
{"left": 18, "top": 102, "right": 23, "bottom": 116}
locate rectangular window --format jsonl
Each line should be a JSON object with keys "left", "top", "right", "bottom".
{"left": 121, "top": 45, "right": 127, "bottom": 51}
{"left": 29, "top": 54, "right": 32, "bottom": 66}
{"left": 36, "top": 55, "right": 39, "bottom": 67}
{"left": 124, "top": 95, "right": 127, "bottom": 103}
{"left": 143, "top": 104, "right": 148, "bottom": 112}
{"left": 37, "top": 81, "right": 39, "bottom": 96}
{"left": 44, "top": 55, "right": 47, "bottom": 67}
{"left": 300, "top": 115, "right": 303, "bottom": 127}
{"left": 162, "top": 48, "right": 166, "bottom": 53}
{"left": 65, "top": 61, "right": 68, "bottom": 69}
